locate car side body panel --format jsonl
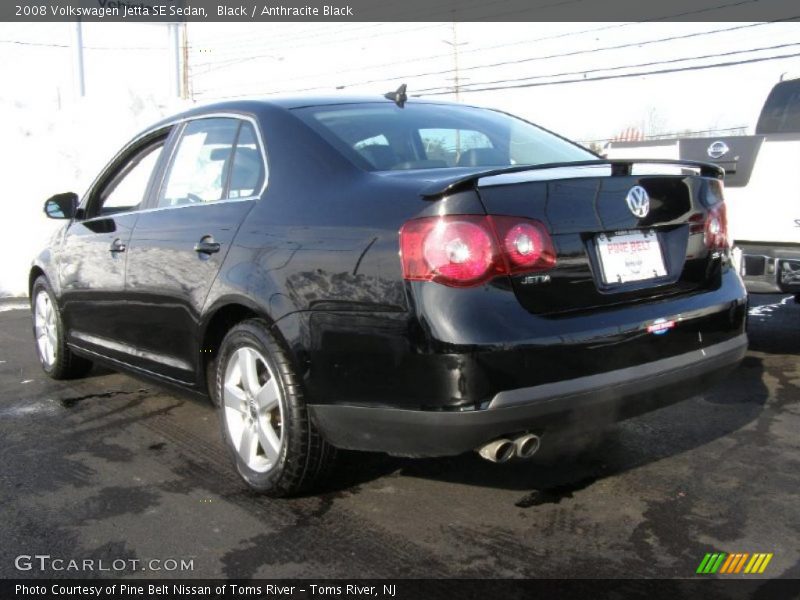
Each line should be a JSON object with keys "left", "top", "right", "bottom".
{"left": 58, "top": 212, "right": 140, "bottom": 364}
{"left": 123, "top": 200, "right": 256, "bottom": 383}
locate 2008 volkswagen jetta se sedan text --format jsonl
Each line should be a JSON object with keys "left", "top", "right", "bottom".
{"left": 30, "top": 93, "right": 748, "bottom": 496}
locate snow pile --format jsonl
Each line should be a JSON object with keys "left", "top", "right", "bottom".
{"left": 748, "top": 295, "right": 794, "bottom": 318}
{"left": 0, "top": 93, "right": 189, "bottom": 297}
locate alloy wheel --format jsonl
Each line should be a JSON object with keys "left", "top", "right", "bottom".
{"left": 222, "top": 346, "right": 284, "bottom": 473}
{"left": 34, "top": 291, "right": 57, "bottom": 367}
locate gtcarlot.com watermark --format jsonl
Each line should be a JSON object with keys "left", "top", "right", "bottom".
{"left": 15, "top": 554, "right": 194, "bottom": 573}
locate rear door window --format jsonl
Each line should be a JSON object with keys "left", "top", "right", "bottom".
{"left": 158, "top": 118, "right": 238, "bottom": 208}
{"left": 228, "top": 122, "right": 266, "bottom": 199}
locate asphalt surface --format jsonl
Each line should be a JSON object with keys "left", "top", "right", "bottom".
{"left": 0, "top": 295, "right": 799, "bottom": 580}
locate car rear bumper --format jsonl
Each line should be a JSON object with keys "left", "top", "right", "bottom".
{"left": 309, "top": 333, "right": 748, "bottom": 457}
{"left": 736, "top": 242, "right": 800, "bottom": 293}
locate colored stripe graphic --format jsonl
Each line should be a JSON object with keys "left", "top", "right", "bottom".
{"left": 697, "top": 553, "right": 727, "bottom": 574}
{"left": 720, "top": 553, "right": 736, "bottom": 574}
{"left": 697, "top": 553, "right": 713, "bottom": 574}
{"left": 724, "top": 553, "right": 741, "bottom": 574}
{"left": 724, "top": 553, "right": 744, "bottom": 574}
{"left": 699, "top": 552, "right": 773, "bottom": 575}
{"left": 745, "top": 554, "right": 762, "bottom": 573}
{"left": 735, "top": 553, "right": 750, "bottom": 573}
{"left": 710, "top": 553, "right": 727, "bottom": 574}
{"left": 758, "top": 554, "right": 773, "bottom": 573}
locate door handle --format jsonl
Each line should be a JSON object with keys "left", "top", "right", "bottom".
{"left": 194, "top": 238, "right": 221, "bottom": 255}
{"left": 110, "top": 239, "right": 126, "bottom": 253}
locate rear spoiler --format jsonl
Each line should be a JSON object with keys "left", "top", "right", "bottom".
{"left": 420, "top": 159, "right": 724, "bottom": 199}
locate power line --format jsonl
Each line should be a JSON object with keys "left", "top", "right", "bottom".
{"left": 413, "top": 41, "right": 800, "bottom": 94}
{"left": 322, "top": 20, "right": 793, "bottom": 93}
{"left": 193, "top": 0, "right": 483, "bottom": 48}
{"left": 195, "top": 21, "right": 795, "bottom": 99}
{"left": 193, "top": 21, "right": 636, "bottom": 83}
{"left": 191, "top": 23, "right": 445, "bottom": 73}
{"left": 0, "top": 39, "right": 167, "bottom": 50}
{"left": 194, "top": 2, "right": 788, "bottom": 98}
{"left": 196, "top": 0, "right": 760, "bottom": 60}
{"left": 444, "top": 0, "right": 769, "bottom": 60}
{"left": 192, "top": 0, "right": 767, "bottom": 76}
{"left": 194, "top": 0, "right": 580, "bottom": 56}
{"left": 414, "top": 50, "right": 800, "bottom": 96}
{"left": 194, "top": 21, "right": 396, "bottom": 55}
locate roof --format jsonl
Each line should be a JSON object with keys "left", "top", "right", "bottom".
{"left": 137, "top": 94, "right": 479, "bottom": 144}
{"left": 199, "top": 94, "right": 461, "bottom": 110}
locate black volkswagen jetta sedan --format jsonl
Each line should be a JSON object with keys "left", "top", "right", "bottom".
{"left": 31, "top": 95, "right": 748, "bottom": 495}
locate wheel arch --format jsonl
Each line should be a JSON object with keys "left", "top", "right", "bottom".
{"left": 29, "top": 266, "right": 46, "bottom": 299}
{"left": 199, "top": 295, "right": 300, "bottom": 399}
{"left": 29, "top": 248, "right": 60, "bottom": 300}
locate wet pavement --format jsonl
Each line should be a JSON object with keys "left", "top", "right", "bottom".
{"left": 1, "top": 295, "right": 798, "bottom": 579}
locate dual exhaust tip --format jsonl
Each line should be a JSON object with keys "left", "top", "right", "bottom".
{"left": 478, "top": 433, "right": 540, "bottom": 463}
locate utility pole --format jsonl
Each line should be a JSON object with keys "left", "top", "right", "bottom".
{"left": 72, "top": 20, "right": 86, "bottom": 97}
{"left": 181, "top": 22, "right": 190, "bottom": 100}
{"left": 450, "top": 21, "right": 461, "bottom": 102}
{"left": 443, "top": 21, "right": 468, "bottom": 102}
{"left": 443, "top": 21, "right": 468, "bottom": 159}
{"left": 168, "top": 23, "right": 181, "bottom": 98}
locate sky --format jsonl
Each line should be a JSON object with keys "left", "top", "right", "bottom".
{"left": 3, "top": 21, "right": 799, "bottom": 139}
{"left": 1, "top": 20, "right": 799, "bottom": 294}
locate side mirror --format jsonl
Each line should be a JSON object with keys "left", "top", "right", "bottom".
{"left": 44, "top": 192, "right": 79, "bottom": 220}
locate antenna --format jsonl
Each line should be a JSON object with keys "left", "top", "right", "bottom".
{"left": 384, "top": 84, "right": 408, "bottom": 108}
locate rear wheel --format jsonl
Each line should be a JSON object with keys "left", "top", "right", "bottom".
{"left": 216, "top": 319, "right": 335, "bottom": 496}
{"left": 31, "top": 276, "right": 92, "bottom": 379}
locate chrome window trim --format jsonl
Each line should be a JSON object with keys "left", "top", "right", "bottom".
{"left": 80, "top": 134, "right": 171, "bottom": 221}
{"left": 151, "top": 112, "right": 269, "bottom": 212}
{"left": 81, "top": 111, "right": 269, "bottom": 219}
{"left": 134, "top": 195, "right": 257, "bottom": 216}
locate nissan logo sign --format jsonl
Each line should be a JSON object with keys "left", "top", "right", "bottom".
{"left": 707, "top": 140, "right": 730, "bottom": 159}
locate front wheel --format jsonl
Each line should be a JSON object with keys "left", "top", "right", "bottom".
{"left": 216, "top": 319, "right": 335, "bottom": 496}
{"left": 31, "top": 276, "right": 92, "bottom": 379}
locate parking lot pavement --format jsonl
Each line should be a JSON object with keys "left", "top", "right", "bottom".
{"left": 1, "top": 295, "right": 799, "bottom": 580}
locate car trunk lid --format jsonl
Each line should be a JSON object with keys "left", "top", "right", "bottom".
{"left": 469, "top": 161, "right": 726, "bottom": 315}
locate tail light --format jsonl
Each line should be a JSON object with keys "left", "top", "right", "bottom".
{"left": 704, "top": 202, "right": 728, "bottom": 251}
{"left": 492, "top": 216, "right": 556, "bottom": 274}
{"left": 399, "top": 215, "right": 556, "bottom": 287}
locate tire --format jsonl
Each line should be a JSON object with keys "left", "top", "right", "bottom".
{"left": 794, "top": 293, "right": 800, "bottom": 305}
{"left": 216, "top": 318, "right": 336, "bottom": 496}
{"left": 31, "top": 276, "right": 93, "bottom": 380}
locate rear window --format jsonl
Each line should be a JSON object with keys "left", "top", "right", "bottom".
{"left": 293, "top": 103, "right": 593, "bottom": 171}
{"left": 756, "top": 79, "right": 800, "bottom": 135}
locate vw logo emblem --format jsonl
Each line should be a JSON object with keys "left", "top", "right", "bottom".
{"left": 626, "top": 186, "right": 650, "bottom": 218}
{"left": 707, "top": 140, "right": 730, "bottom": 159}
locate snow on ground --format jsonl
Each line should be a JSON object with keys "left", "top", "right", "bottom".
{"left": 748, "top": 295, "right": 795, "bottom": 319}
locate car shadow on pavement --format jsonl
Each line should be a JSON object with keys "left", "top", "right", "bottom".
{"left": 323, "top": 352, "right": 770, "bottom": 498}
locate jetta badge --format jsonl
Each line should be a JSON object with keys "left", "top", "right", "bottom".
{"left": 707, "top": 140, "right": 729, "bottom": 159}
{"left": 626, "top": 186, "right": 650, "bottom": 218}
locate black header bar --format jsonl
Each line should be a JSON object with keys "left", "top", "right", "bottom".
{"left": 5, "top": 0, "right": 800, "bottom": 22}
{"left": 4, "top": 579, "right": 800, "bottom": 600}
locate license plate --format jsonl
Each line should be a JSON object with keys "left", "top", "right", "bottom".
{"left": 596, "top": 230, "right": 667, "bottom": 284}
